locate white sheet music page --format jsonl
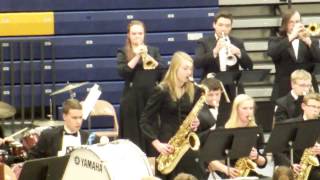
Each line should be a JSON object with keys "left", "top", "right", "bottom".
{"left": 82, "top": 83, "right": 102, "bottom": 120}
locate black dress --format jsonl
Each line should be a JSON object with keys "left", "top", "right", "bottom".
{"left": 140, "top": 85, "right": 207, "bottom": 180}
{"left": 117, "top": 45, "right": 164, "bottom": 156}
{"left": 267, "top": 36, "right": 320, "bottom": 101}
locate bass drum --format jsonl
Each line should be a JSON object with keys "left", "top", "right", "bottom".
{"left": 64, "top": 139, "right": 153, "bottom": 180}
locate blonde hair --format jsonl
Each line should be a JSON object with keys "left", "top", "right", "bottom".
{"left": 160, "top": 51, "right": 195, "bottom": 102}
{"left": 125, "top": 20, "right": 146, "bottom": 60}
{"left": 290, "top": 69, "right": 311, "bottom": 84}
{"left": 174, "top": 173, "right": 198, "bottom": 180}
{"left": 225, "top": 94, "right": 257, "bottom": 128}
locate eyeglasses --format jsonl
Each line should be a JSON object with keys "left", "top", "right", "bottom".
{"left": 297, "top": 84, "right": 312, "bottom": 88}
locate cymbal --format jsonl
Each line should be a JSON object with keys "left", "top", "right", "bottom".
{"left": 0, "top": 101, "right": 16, "bottom": 119}
{"left": 33, "top": 120, "right": 64, "bottom": 127}
{"left": 50, "top": 82, "right": 88, "bottom": 96}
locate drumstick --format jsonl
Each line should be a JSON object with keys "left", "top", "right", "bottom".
{"left": 6, "top": 127, "right": 29, "bottom": 139}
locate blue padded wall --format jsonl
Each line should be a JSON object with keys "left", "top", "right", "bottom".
{"left": 55, "top": 8, "right": 218, "bottom": 34}
{"left": 0, "top": 0, "right": 218, "bottom": 12}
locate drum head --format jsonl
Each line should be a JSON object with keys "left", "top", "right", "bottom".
{"left": 88, "top": 139, "right": 153, "bottom": 180}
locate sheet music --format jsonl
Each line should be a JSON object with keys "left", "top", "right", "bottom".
{"left": 82, "top": 84, "right": 102, "bottom": 120}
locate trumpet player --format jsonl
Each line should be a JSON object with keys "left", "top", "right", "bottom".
{"left": 117, "top": 20, "right": 164, "bottom": 156}
{"left": 274, "top": 93, "right": 320, "bottom": 180}
{"left": 267, "top": 9, "right": 320, "bottom": 101}
{"left": 194, "top": 11, "right": 253, "bottom": 100}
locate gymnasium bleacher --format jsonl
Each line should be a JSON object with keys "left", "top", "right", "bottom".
{"left": 0, "top": 0, "right": 320, "bottom": 133}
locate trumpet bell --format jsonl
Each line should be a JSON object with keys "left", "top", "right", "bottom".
{"left": 226, "top": 55, "right": 237, "bottom": 66}
{"left": 307, "top": 23, "right": 320, "bottom": 36}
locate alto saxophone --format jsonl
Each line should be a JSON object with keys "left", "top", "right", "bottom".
{"left": 234, "top": 157, "right": 257, "bottom": 177}
{"left": 295, "top": 147, "right": 320, "bottom": 180}
{"left": 156, "top": 82, "right": 208, "bottom": 174}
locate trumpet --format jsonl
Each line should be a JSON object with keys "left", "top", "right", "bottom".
{"left": 219, "top": 32, "right": 237, "bottom": 71}
{"left": 133, "top": 44, "right": 158, "bottom": 70}
{"left": 307, "top": 23, "right": 320, "bottom": 36}
{"left": 299, "top": 23, "right": 320, "bottom": 38}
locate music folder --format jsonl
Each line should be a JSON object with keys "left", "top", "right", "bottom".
{"left": 200, "top": 127, "right": 259, "bottom": 163}
{"left": 264, "top": 119, "right": 320, "bottom": 154}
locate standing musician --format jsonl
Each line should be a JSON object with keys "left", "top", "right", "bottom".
{"left": 274, "top": 69, "right": 313, "bottom": 122}
{"left": 194, "top": 11, "right": 253, "bottom": 100}
{"left": 267, "top": 9, "right": 320, "bottom": 101}
{"left": 208, "top": 94, "right": 267, "bottom": 179}
{"left": 117, "top": 20, "right": 165, "bottom": 156}
{"left": 28, "top": 99, "right": 97, "bottom": 159}
{"left": 274, "top": 93, "right": 320, "bottom": 180}
{"left": 140, "top": 51, "right": 206, "bottom": 180}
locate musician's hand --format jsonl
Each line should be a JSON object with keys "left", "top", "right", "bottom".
{"left": 213, "top": 38, "right": 226, "bottom": 58}
{"left": 312, "top": 143, "right": 320, "bottom": 155}
{"left": 249, "top": 147, "right": 259, "bottom": 160}
{"left": 291, "top": 164, "right": 302, "bottom": 174}
{"left": 289, "top": 23, "right": 303, "bottom": 41}
{"left": 224, "top": 167, "right": 240, "bottom": 178}
{"left": 190, "top": 117, "right": 200, "bottom": 131}
{"left": 229, "top": 44, "right": 241, "bottom": 58}
{"left": 4, "top": 137, "right": 14, "bottom": 143}
{"left": 152, "top": 139, "right": 174, "bottom": 155}
{"left": 300, "top": 36, "right": 312, "bottom": 47}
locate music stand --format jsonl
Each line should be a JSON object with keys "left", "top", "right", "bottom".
{"left": 200, "top": 127, "right": 259, "bottom": 168}
{"left": 264, "top": 120, "right": 320, "bottom": 164}
{"left": 238, "top": 69, "right": 270, "bottom": 84}
{"left": 19, "top": 155, "right": 70, "bottom": 180}
{"left": 215, "top": 71, "right": 241, "bottom": 85}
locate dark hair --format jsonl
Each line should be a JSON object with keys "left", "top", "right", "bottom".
{"left": 214, "top": 11, "right": 233, "bottom": 24}
{"left": 201, "top": 78, "right": 222, "bottom": 91}
{"left": 125, "top": 20, "right": 146, "bottom": 60}
{"left": 279, "top": 9, "right": 299, "bottom": 37}
{"left": 62, "top": 99, "right": 82, "bottom": 114}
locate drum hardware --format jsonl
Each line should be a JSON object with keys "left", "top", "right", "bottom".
{"left": 32, "top": 120, "right": 64, "bottom": 127}
{"left": 50, "top": 82, "right": 89, "bottom": 98}
{"left": 0, "top": 101, "right": 16, "bottom": 119}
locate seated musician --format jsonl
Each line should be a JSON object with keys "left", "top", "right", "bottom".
{"left": 274, "top": 93, "right": 320, "bottom": 180}
{"left": 208, "top": 94, "right": 267, "bottom": 179}
{"left": 28, "top": 99, "right": 98, "bottom": 159}
{"left": 197, "top": 75, "right": 231, "bottom": 142}
{"left": 274, "top": 69, "right": 312, "bottom": 122}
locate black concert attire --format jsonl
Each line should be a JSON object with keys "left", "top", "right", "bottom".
{"left": 267, "top": 36, "right": 320, "bottom": 101}
{"left": 194, "top": 35, "right": 253, "bottom": 100}
{"left": 274, "top": 117, "right": 320, "bottom": 180}
{"left": 140, "top": 85, "right": 207, "bottom": 180}
{"left": 215, "top": 127, "right": 267, "bottom": 179}
{"left": 197, "top": 102, "right": 231, "bottom": 142}
{"left": 274, "top": 91, "right": 304, "bottom": 122}
{"left": 117, "top": 45, "right": 165, "bottom": 156}
{"left": 28, "top": 126, "right": 95, "bottom": 159}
